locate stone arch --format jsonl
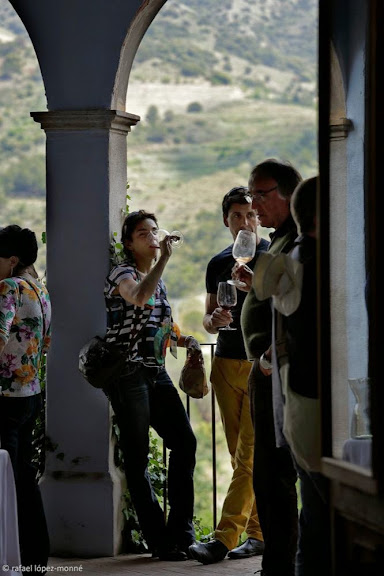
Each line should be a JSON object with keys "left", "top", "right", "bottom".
{"left": 330, "top": 42, "right": 351, "bottom": 139}
{"left": 113, "top": 0, "right": 167, "bottom": 111}
{"left": 9, "top": 0, "right": 165, "bottom": 111}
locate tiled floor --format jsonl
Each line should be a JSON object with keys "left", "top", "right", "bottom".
{"left": 49, "top": 553, "right": 262, "bottom": 575}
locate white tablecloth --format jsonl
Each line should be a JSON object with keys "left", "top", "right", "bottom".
{"left": 0, "top": 449, "right": 21, "bottom": 574}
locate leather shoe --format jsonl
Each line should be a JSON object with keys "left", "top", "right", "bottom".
{"left": 182, "top": 541, "right": 196, "bottom": 559}
{"left": 188, "top": 539, "right": 228, "bottom": 564}
{"left": 154, "top": 544, "right": 188, "bottom": 561}
{"left": 228, "top": 537, "right": 265, "bottom": 559}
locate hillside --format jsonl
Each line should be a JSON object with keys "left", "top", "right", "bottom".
{"left": 0, "top": 0, "right": 318, "bottom": 298}
{"left": 0, "top": 0, "right": 318, "bottom": 531}
{"left": 133, "top": 0, "right": 317, "bottom": 85}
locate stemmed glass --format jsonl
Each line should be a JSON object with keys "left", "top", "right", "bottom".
{"left": 228, "top": 229, "right": 256, "bottom": 287}
{"left": 157, "top": 228, "right": 184, "bottom": 247}
{"left": 217, "top": 282, "right": 237, "bottom": 331}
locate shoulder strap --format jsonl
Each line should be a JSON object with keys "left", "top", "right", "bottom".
{"left": 16, "top": 277, "right": 47, "bottom": 340}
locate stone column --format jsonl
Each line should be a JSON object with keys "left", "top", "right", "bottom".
{"left": 31, "top": 110, "right": 139, "bottom": 557}
{"left": 329, "top": 116, "right": 353, "bottom": 458}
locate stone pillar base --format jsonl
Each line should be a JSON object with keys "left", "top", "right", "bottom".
{"left": 41, "top": 468, "right": 125, "bottom": 557}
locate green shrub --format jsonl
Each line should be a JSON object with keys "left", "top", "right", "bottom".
{"left": 1, "top": 51, "right": 23, "bottom": 78}
{"left": 211, "top": 71, "right": 232, "bottom": 85}
{"left": 146, "top": 105, "right": 160, "bottom": 125}
{"left": 187, "top": 101, "right": 203, "bottom": 113}
{"left": 181, "top": 63, "right": 201, "bottom": 77}
{"left": 164, "top": 110, "right": 175, "bottom": 123}
{"left": 146, "top": 126, "right": 167, "bottom": 143}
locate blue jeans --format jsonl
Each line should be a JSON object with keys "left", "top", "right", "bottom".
{"left": 108, "top": 364, "right": 196, "bottom": 551}
{"left": 295, "top": 464, "right": 331, "bottom": 576}
{"left": 0, "top": 394, "right": 49, "bottom": 574}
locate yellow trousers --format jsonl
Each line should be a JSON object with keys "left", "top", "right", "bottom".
{"left": 211, "top": 356, "right": 263, "bottom": 549}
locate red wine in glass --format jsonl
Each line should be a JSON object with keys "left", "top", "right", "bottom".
{"left": 217, "top": 282, "right": 237, "bottom": 331}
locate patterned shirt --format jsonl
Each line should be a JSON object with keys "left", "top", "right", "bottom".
{"left": 0, "top": 277, "right": 52, "bottom": 397}
{"left": 105, "top": 263, "right": 177, "bottom": 366}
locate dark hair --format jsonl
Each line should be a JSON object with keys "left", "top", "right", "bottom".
{"left": 121, "top": 210, "right": 158, "bottom": 261}
{"left": 0, "top": 225, "right": 38, "bottom": 271}
{"left": 291, "top": 176, "right": 318, "bottom": 234}
{"left": 249, "top": 158, "right": 302, "bottom": 199}
{"left": 222, "top": 186, "right": 252, "bottom": 217}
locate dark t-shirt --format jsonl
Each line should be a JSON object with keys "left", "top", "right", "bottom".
{"left": 206, "top": 237, "right": 269, "bottom": 359}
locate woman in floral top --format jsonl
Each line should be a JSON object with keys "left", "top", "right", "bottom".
{"left": 105, "top": 210, "right": 199, "bottom": 561}
{"left": 0, "top": 225, "right": 51, "bottom": 573}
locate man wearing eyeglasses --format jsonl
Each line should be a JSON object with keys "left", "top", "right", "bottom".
{"left": 189, "top": 187, "right": 269, "bottom": 565}
{"left": 237, "top": 159, "right": 302, "bottom": 576}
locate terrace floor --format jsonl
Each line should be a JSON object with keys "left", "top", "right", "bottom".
{"left": 49, "top": 552, "right": 262, "bottom": 575}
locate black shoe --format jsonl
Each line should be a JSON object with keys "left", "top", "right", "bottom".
{"left": 188, "top": 539, "right": 229, "bottom": 565}
{"left": 181, "top": 541, "right": 196, "bottom": 559}
{"left": 228, "top": 537, "right": 265, "bottom": 559}
{"left": 157, "top": 544, "right": 188, "bottom": 561}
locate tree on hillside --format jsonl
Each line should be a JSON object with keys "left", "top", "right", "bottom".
{"left": 187, "top": 102, "right": 203, "bottom": 113}
{"left": 146, "top": 105, "right": 160, "bottom": 125}
{"left": 2, "top": 155, "right": 45, "bottom": 197}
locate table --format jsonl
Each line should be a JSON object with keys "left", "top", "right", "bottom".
{"left": 0, "top": 449, "right": 21, "bottom": 573}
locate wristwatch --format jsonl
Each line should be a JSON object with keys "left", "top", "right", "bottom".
{"left": 259, "top": 353, "right": 273, "bottom": 370}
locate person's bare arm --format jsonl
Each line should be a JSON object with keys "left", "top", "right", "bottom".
{"left": 118, "top": 239, "right": 171, "bottom": 306}
{"left": 178, "top": 333, "right": 201, "bottom": 350}
{"left": 203, "top": 293, "right": 232, "bottom": 333}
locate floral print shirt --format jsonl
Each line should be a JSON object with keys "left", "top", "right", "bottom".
{"left": 0, "top": 277, "right": 51, "bottom": 397}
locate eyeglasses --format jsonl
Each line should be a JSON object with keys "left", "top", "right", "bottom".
{"left": 251, "top": 185, "right": 278, "bottom": 202}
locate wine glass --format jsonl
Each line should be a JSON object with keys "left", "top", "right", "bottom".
{"left": 217, "top": 282, "right": 237, "bottom": 331}
{"left": 228, "top": 229, "right": 256, "bottom": 287}
{"left": 157, "top": 228, "right": 184, "bottom": 247}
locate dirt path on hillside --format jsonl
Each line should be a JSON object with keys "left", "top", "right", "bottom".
{"left": 126, "top": 82, "right": 245, "bottom": 117}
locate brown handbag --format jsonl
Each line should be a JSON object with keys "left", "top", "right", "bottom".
{"left": 179, "top": 348, "right": 209, "bottom": 399}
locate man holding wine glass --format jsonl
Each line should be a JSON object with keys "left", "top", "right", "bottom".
{"left": 188, "top": 187, "right": 269, "bottom": 566}
{"left": 237, "top": 159, "right": 303, "bottom": 576}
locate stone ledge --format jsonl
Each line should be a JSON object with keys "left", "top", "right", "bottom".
{"left": 330, "top": 117, "right": 353, "bottom": 140}
{"left": 31, "top": 109, "right": 140, "bottom": 135}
